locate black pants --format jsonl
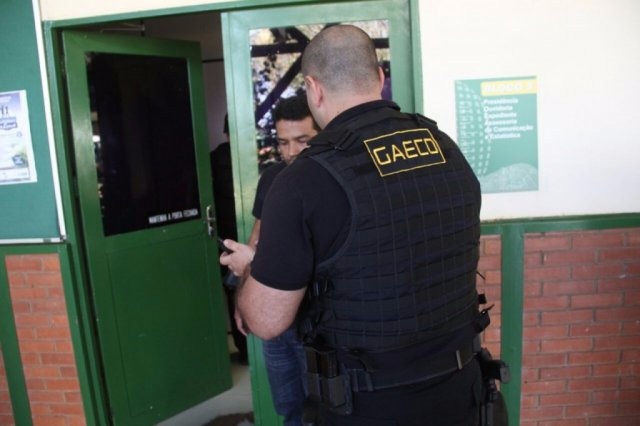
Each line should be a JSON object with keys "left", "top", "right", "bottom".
{"left": 320, "top": 358, "right": 482, "bottom": 426}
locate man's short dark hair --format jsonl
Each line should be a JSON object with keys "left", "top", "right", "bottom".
{"left": 273, "top": 94, "right": 312, "bottom": 123}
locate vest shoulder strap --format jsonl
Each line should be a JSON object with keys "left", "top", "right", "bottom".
{"left": 309, "top": 107, "right": 439, "bottom": 152}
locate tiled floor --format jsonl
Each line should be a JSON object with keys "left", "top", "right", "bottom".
{"left": 157, "top": 354, "right": 253, "bottom": 426}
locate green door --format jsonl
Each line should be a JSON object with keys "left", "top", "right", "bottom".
{"left": 222, "top": 1, "right": 417, "bottom": 423}
{"left": 62, "top": 31, "right": 231, "bottom": 425}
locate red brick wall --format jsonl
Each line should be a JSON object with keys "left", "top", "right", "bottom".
{"left": 0, "top": 348, "right": 15, "bottom": 425}
{"left": 4, "top": 254, "right": 85, "bottom": 426}
{"left": 478, "top": 235, "right": 503, "bottom": 358}
{"left": 521, "top": 228, "right": 640, "bottom": 426}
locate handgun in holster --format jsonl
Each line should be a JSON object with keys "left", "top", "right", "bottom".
{"left": 304, "top": 342, "right": 353, "bottom": 417}
{"left": 476, "top": 347, "right": 510, "bottom": 426}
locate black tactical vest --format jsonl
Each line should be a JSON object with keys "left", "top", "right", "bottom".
{"left": 301, "top": 103, "right": 482, "bottom": 352}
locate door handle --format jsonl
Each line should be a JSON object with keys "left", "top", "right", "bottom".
{"left": 206, "top": 205, "right": 217, "bottom": 238}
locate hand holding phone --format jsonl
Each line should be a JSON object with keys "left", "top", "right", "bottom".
{"left": 218, "top": 237, "right": 234, "bottom": 254}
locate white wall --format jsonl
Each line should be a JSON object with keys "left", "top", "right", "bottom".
{"left": 39, "top": 0, "right": 640, "bottom": 220}
{"left": 419, "top": 0, "right": 640, "bottom": 220}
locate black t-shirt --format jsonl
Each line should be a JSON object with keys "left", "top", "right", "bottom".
{"left": 251, "top": 161, "right": 286, "bottom": 220}
{"left": 250, "top": 157, "right": 349, "bottom": 290}
{"left": 251, "top": 102, "right": 405, "bottom": 291}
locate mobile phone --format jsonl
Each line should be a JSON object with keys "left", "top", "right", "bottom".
{"left": 217, "top": 237, "right": 234, "bottom": 254}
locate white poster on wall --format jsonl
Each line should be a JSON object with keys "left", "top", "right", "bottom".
{"left": 0, "top": 90, "right": 37, "bottom": 185}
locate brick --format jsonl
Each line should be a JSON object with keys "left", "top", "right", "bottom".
{"left": 484, "top": 269, "right": 501, "bottom": 284}
{"left": 569, "top": 351, "right": 620, "bottom": 365}
{"left": 593, "top": 363, "right": 640, "bottom": 377}
{"left": 594, "top": 335, "right": 640, "bottom": 350}
{"left": 11, "top": 301, "right": 32, "bottom": 314}
{"left": 569, "top": 323, "right": 621, "bottom": 337}
{"left": 64, "top": 392, "right": 82, "bottom": 404}
{"left": 14, "top": 314, "right": 51, "bottom": 328}
{"left": 540, "top": 365, "right": 590, "bottom": 380}
{"left": 590, "top": 418, "right": 640, "bottom": 426}
{"left": 23, "top": 366, "right": 61, "bottom": 379}
{"left": 592, "top": 389, "right": 640, "bottom": 403}
{"left": 36, "top": 327, "right": 71, "bottom": 340}
{"left": 627, "top": 229, "right": 640, "bottom": 245}
{"left": 543, "top": 250, "right": 596, "bottom": 265}
{"left": 543, "top": 280, "right": 595, "bottom": 296}
{"left": 5, "top": 255, "right": 42, "bottom": 271}
{"left": 523, "top": 340, "right": 541, "bottom": 353}
{"left": 596, "top": 307, "right": 640, "bottom": 322}
{"left": 618, "top": 402, "right": 640, "bottom": 415}
{"left": 7, "top": 272, "right": 26, "bottom": 286}
{"left": 536, "top": 420, "right": 587, "bottom": 426}
{"left": 524, "top": 295, "right": 570, "bottom": 311}
{"left": 482, "top": 236, "right": 501, "bottom": 254}
{"left": 522, "top": 353, "right": 567, "bottom": 367}
{"left": 521, "top": 379, "right": 566, "bottom": 394}
{"left": 620, "top": 375, "right": 640, "bottom": 389}
{"left": 525, "top": 252, "right": 542, "bottom": 267}
{"left": 539, "top": 391, "right": 589, "bottom": 406}
{"left": 41, "top": 353, "right": 76, "bottom": 366}
{"left": 572, "top": 232, "right": 625, "bottom": 248}
{"left": 49, "top": 403, "right": 84, "bottom": 415}
{"left": 478, "top": 255, "right": 500, "bottom": 270}
{"left": 598, "top": 277, "right": 639, "bottom": 292}
{"left": 523, "top": 312, "right": 540, "bottom": 326}
{"left": 26, "top": 273, "right": 63, "bottom": 287}
{"left": 568, "top": 377, "right": 618, "bottom": 391}
{"left": 29, "top": 390, "right": 65, "bottom": 403}
{"left": 524, "top": 281, "right": 542, "bottom": 296}
{"left": 623, "top": 290, "right": 640, "bottom": 305}
{"left": 627, "top": 262, "right": 640, "bottom": 275}
{"left": 541, "top": 309, "right": 594, "bottom": 325}
{"left": 571, "top": 293, "right": 623, "bottom": 309}
{"left": 598, "top": 247, "right": 640, "bottom": 262}
{"left": 520, "top": 394, "right": 538, "bottom": 408}
{"left": 7, "top": 287, "right": 48, "bottom": 300}
{"left": 67, "top": 415, "right": 88, "bottom": 426}
{"left": 566, "top": 403, "right": 617, "bottom": 417}
{"left": 521, "top": 367, "right": 540, "bottom": 382}
{"left": 621, "top": 349, "right": 640, "bottom": 362}
{"left": 541, "top": 338, "right": 592, "bottom": 353}
{"left": 525, "top": 235, "right": 571, "bottom": 251}
{"left": 42, "top": 256, "right": 61, "bottom": 271}
{"left": 523, "top": 325, "right": 569, "bottom": 340}
{"left": 572, "top": 263, "right": 625, "bottom": 279}
{"left": 525, "top": 266, "right": 571, "bottom": 281}
{"left": 32, "top": 300, "right": 64, "bottom": 314}
{"left": 45, "top": 379, "right": 80, "bottom": 392}
{"left": 19, "top": 341, "right": 57, "bottom": 353}
{"left": 60, "top": 367, "right": 78, "bottom": 377}
{"left": 520, "top": 405, "right": 564, "bottom": 420}
{"left": 32, "top": 415, "right": 66, "bottom": 426}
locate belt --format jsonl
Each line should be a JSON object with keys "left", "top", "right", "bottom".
{"left": 345, "top": 342, "right": 476, "bottom": 392}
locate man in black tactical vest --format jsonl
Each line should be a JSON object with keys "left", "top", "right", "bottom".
{"left": 222, "top": 25, "right": 493, "bottom": 425}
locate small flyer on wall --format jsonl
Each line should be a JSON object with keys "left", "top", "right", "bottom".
{"left": 455, "top": 76, "right": 538, "bottom": 193}
{"left": 0, "top": 90, "right": 37, "bottom": 185}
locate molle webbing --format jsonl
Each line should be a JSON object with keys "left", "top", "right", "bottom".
{"left": 305, "top": 106, "right": 481, "bottom": 351}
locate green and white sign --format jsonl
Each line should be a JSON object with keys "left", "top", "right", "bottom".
{"left": 455, "top": 76, "right": 538, "bottom": 193}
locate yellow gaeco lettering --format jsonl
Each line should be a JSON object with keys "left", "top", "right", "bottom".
{"left": 364, "top": 128, "right": 446, "bottom": 177}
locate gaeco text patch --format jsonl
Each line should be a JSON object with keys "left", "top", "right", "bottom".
{"left": 363, "top": 128, "right": 446, "bottom": 177}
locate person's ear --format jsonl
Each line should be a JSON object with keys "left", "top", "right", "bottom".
{"left": 305, "top": 75, "right": 322, "bottom": 108}
{"left": 377, "top": 66, "right": 386, "bottom": 92}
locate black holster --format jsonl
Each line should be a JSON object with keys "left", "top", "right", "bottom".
{"left": 476, "top": 348, "right": 510, "bottom": 426}
{"left": 304, "top": 342, "right": 353, "bottom": 416}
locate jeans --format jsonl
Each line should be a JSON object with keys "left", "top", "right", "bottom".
{"left": 262, "top": 326, "right": 307, "bottom": 426}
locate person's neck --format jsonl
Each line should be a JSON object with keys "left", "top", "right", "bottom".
{"left": 324, "top": 92, "right": 382, "bottom": 125}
